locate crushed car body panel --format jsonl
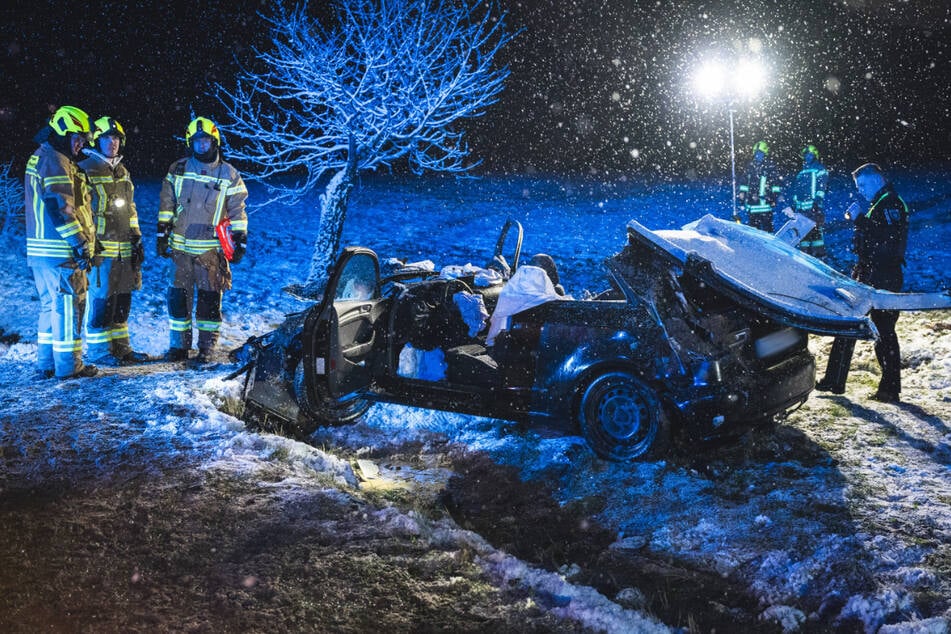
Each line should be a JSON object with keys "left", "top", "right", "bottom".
{"left": 626, "top": 215, "right": 951, "bottom": 338}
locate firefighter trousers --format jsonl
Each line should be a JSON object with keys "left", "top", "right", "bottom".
{"left": 746, "top": 209, "right": 774, "bottom": 233}
{"left": 86, "top": 257, "right": 137, "bottom": 360}
{"left": 32, "top": 264, "right": 88, "bottom": 378}
{"left": 167, "top": 250, "right": 230, "bottom": 352}
{"left": 797, "top": 226, "right": 826, "bottom": 259}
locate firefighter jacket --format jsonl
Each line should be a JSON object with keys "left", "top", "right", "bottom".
{"left": 158, "top": 155, "right": 248, "bottom": 256}
{"left": 790, "top": 160, "right": 828, "bottom": 222}
{"left": 851, "top": 184, "right": 909, "bottom": 292}
{"left": 738, "top": 157, "right": 781, "bottom": 214}
{"left": 24, "top": 142, "right": 95, "bottom": 267}
{"left": 78, "top": 150, "right": 140, "bottom": 262}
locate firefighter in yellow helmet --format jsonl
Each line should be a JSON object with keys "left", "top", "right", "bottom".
{"left": 736, "top": 140, "right": 781, "bottom": 232}
{"left": 78, "top": 116, "right": 150, "bottom": 366}
{"left": 782, "top": 144, "right": 829, "bottom": 258}
{"left": 24, "top": 105, "right": 98, "bottom": 379}
{"left": 157, "top": 116, "right": 248, "bottom": 364}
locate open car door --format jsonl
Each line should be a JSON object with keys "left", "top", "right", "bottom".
{"left": 299, "top": 248, "right": 386, "bottom": 412}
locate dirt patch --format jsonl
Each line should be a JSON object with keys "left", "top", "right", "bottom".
{"left": 441, "top": 452, "right": 770, "bottom": 631}
{"left": 0, "top": 467, "right": 582, "bottom": 633}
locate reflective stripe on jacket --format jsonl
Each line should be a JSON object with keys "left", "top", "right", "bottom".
{"left": 159, "top": 156, "right": 248, "bottom": 256}
{"left": 24, "top": 143, "right": 94, "bottom": 267}
{"left": 78, "top": 151, "right": 140, "bottom": 259}
{"left": 852, "top": 185, "right": 909, "bottom": 290}
{"left": 739, "top": 157, "right": 781, "bottom": 214}
{"left": 791, "top": 163, "right": 828, "bottom": 216}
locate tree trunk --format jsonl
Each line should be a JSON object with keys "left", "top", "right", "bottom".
{"left": 300, "top": 136, "right": 359, "bottom": 298}
{"left": 0, "top": 209, "right": 18, "bottom": 236}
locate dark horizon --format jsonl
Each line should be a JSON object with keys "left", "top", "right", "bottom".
{"left": 2, "top": 0, "right": 949, "bottom": 180}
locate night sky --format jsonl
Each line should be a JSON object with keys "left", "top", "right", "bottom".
{"left": 2, "top": 0, "right": 950, "bottom": 180}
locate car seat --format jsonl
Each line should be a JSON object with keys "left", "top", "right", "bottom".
{"left": 529, "top": 253, "right": 565, "bottom": 296}
{"left": 391, "top": 278, "right": 472, "bottom": 351}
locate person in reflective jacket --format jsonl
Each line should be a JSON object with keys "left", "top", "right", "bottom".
{"left": 158, "top": 116, "right": 248, "bottom": 364}
{"left": 736, "top": 140, "right": 781, "bottom": 232}
{"left": 782, "top": 144, "right": 828, "bottom": 258}
{"left": 24, "top": 105, "right": 99, "bottom": 379}
{"left": 78, "top": 116, "right": 149, "bottom": 366}
{"left": 815, "top": 162, "right": 909, "bottom": 402}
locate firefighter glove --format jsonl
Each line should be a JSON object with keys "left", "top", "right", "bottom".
{"left": 72, "top": 243, "right": 92, "bottom": 272}
{"left": 230, "top": 232, "right": 247, "bottom": 264}
{"left": 130, "top": 235, "right": 145, "bottom": 267}
{"left": 157, "top": 222, "right": 172, "bottom": 258}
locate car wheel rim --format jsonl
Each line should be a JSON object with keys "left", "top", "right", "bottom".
{"left": 581, "top": 373, "right": 659, "bottom": 460}
{"left": 598, "top": 383, "right": 648, "bottom": 442}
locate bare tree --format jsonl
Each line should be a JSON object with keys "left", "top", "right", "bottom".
{"left": 216, "top": 0, "right": 514, "bottom": 296}
{"left": 0, "top": 161, "right": 24, "bottom": 237}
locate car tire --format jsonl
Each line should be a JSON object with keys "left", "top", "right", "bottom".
{"left": 292, "top": 362, "right": 369, "bottom": 433}
{"left": 578, "top": 371, "right": 670, "bottom": 461}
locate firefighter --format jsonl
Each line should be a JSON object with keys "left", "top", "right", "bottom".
{"left": 736, "top": 140, "right": 781, "bottom": 232}
{"left": 24, "top": 105, "right": 98, "bottom": 379}
{"left": 158, "top": 116, "right": 248, "bottom": 364}
{"left": 815, "top": 163, "right": 909, "bottom": 402}
{"left": 79, "top": 116, "right": 149, "bottom": 366}
{"left": 782, "top": 144, "right": 828, "bottom": 258}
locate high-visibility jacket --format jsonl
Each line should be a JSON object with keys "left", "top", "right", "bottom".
{"left": 24, "top": 143, "right": 94, "bottom": 267}
{"left": 78, "top": 150, "right": 140, "bottom": 262}
{"left": 789, "top": 160, "right": 829, "bottom": 253}
{"left": 790, "top": 160, "right": 828, "bottom": 217}
{"left": 158, "top": 155, "right": 248, "bottom": 256}
{"left": 738, "top": 157, "right": 781, "bottom": 214}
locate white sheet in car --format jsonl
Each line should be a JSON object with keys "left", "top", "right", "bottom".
{"left": 627, "top": 215, "right": 951, "bottom": 334}
{"left": 486, "top": 265, "right": 566, "bottom": 346}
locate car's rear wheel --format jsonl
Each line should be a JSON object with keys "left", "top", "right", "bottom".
{"left": 292, "top": 363, "right": 370, "bottom": 434}
{"left": 578, "top": 371, "right": 669, "bottom": 461}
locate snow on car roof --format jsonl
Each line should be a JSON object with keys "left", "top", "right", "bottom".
{"left": 625, "top": 215, "right": 951, "bottom": 337}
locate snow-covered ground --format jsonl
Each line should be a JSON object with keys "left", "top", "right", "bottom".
{"left": 1, "top": 170, "right": 949, "bottom": 632}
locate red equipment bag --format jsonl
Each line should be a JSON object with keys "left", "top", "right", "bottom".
{"left": 215, "top": 218, "right": 235, "bottom": 261}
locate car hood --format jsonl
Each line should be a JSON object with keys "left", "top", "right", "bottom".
{"left": 623, "top": 215, "right": 951, "bottom": 338}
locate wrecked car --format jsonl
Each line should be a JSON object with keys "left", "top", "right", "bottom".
{"left": 231, "top": 215, "right": 951, "bottom": 461}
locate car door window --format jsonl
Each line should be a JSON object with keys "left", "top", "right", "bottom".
{"left": 336, "top": 253, "right": 379, "bottom": 301}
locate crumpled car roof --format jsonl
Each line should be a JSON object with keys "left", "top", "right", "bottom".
{"left": 625, "top": 214, "right": 951, "bottom": 338}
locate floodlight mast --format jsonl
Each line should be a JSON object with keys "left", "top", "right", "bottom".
{"left": 691, "top": 55, "right": 766, "bottom": 221}
{"left": 729, "top": 107, "right": 736, "bottom": 220}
